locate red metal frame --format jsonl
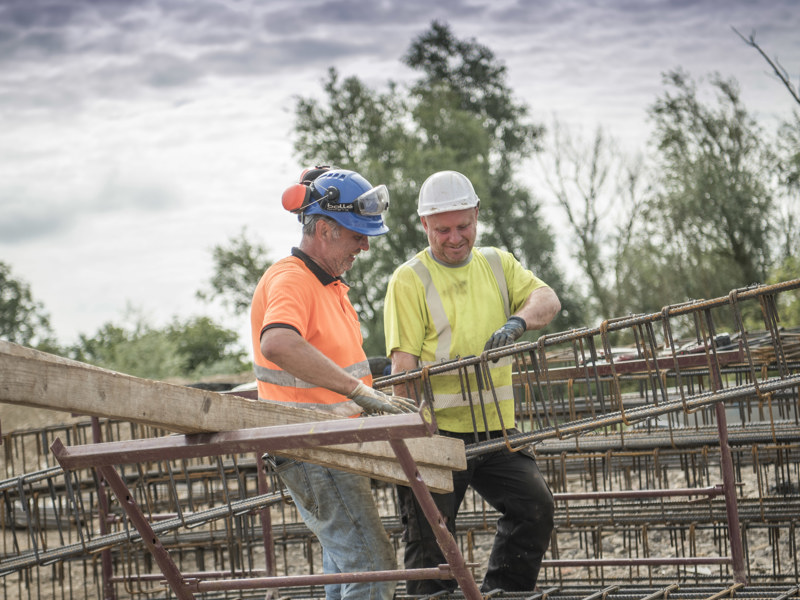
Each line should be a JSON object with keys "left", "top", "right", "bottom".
{"left": 51, "top": 404, "right": 484, "bottom": 600}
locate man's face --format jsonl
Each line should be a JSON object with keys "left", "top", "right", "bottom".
{"left": 325, "top": 223, "right": 370, "bottom": 277}
{"left": 421, "top": 207, "right": 478, "bottom": 265}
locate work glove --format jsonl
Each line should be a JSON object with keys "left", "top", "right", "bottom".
{"left": 347, "top": 382, "right": 418, "bottom": 415}
{"left": 484, "top": 316, "right": 527, "bottom": 351}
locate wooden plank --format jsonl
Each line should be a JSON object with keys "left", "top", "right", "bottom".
{"left": 0, "top": 341, "right": 463, "bottom": 493}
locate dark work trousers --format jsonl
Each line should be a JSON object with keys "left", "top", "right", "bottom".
{"left": 398, "top": 430, "right": 554, "bottom": 594}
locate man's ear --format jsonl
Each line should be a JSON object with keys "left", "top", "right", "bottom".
{"left": 317, "top": 218, "right": 336, "bottom": 241}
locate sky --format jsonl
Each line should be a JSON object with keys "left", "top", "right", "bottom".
{"left": 1, "top": 0, "right": 799, "bottom": 353}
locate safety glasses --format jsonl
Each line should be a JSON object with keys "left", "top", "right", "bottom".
{"left": 319, "top": 184, "right": 390, "bottom": 216}
{"left": 352, "top": 184, "right": 390, "bottom": 215}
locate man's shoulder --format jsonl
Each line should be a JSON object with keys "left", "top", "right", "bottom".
{"left": 263, "top": 255, "right": 309, "bottom": 283}
{"left": 391, "top": 249, "right": 429, "bottom": 274}
{"left": 475, "top": 246, "right": 526, "bottom": 270}
{"left": 269, "top": 254, "right": 304, "bottom": 270}
{"left": 475, "top": 246, "right": 514, "bottom": 260}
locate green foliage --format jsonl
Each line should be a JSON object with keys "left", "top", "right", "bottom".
{"left": 631, "top": 69, "right": 778, "bottom": 306}
{"left": 777, "top": 111, "right": 800, "bottom": 191}
{"left": 535, "top": 122, "right": 650, "bottom": 323}
{"left": 774, "top": 112, "right": 800, "bottom": 260}
{"left": 165, "top": 316, "right": 246, "bottom": 375}
{"left": 70, "top": 310, "right": 247, "bottom": 380}
{"left": 0, "top": 261, "right": 58, "bottom": 350}
{"left": 292, "top": 22, "right": 581, "bottom": 353}
{"left": 763, "top": 256, "right": 800, "bottom": 329}
{"left": 197, "top": 227, "right": 272, "bottom": 314}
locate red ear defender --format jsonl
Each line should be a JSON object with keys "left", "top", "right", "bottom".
{"left": 282, "top": 184, "right": 311, "bottom": 213}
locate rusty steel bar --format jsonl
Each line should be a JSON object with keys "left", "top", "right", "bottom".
{"left": 255, "top": 452, "right": 276, "bottom": 577}
{"left": 189, "top": 566, "right": 464, "bottom": 592}
{"left": 703, "top": 308, "right": 746, "bottom": 585}
{"left": 91, "top": 416, "right": 116, "bottom": 600}
{"left": 545, "top": 557, "right": 732, "bottom": 567}
{"left": 97, "top": 464, "right": 194, "bottom": 600}
{"left": 464, "top": 374, "right": 800, "bottom": 458}
{"left": 48, "top": 403, "right": 477, "bottom": 598}
{"left": 389, "top": 437, "right": 483, "bottom": 600}
{"left": 3, "top": 279, "right": 798, "bottom": 593}
{"left": 0, "top": 485, "right": 282, "bottom": 573}
{"left": 527, "top": 348, "right": 745, "bottom": 383}
{"left": 553, "top": 485, "right": 724, "bottom": 501}
{"left": 377, "top": 279, "right": 800, "bottom": 391}
{"left": 50, "top": 409, "right": 436, "bottom": 469}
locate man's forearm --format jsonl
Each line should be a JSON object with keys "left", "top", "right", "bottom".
{"left": 390, "top": 350, "right": 420, "bottom": 400}
{"left": 517, "top": 286, "right": 561, "bottom": 331}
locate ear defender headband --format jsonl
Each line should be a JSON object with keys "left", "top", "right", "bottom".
{"left": 281, "top": 166, "right": 390, "bottom": 218}
{"left": 281, "top": 165, "right": 331, "bottom": 215}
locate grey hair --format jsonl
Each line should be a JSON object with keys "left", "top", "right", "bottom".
{"left": 302, "top": 214, "right": 341, "bottom": 238}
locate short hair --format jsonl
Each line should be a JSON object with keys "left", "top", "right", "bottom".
{"left": 302, "top": 214, "right": 341, "bottom": 238}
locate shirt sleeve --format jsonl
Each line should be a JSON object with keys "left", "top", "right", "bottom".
{"left": 263, "top": 267, "right": 315, "bottom": 339}
{"left": 500, "top": 249, "right": 549, "bottom": 314}
{"left": 384, "top": 265, "right": 429, "bottom": 357}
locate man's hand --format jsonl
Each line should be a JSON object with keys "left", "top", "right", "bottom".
{"left": 484, "top": 316, "right": 527, "bottom": 351}
{"left": 347, "top": 382, "right": 418, "bottom": 414}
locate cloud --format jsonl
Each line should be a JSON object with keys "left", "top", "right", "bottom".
{"left": 1, "top": 0, "right": 798, "bottom": 348}
{"left": 0, "top": 165, "right": 180, "bottom": 244}
{"left": 0, "top": 194, "right": 71, "bottom": 243}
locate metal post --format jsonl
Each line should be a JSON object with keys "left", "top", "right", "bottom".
{"left": 97, "top": 464, "right": 195, "bottom": 600}
{"left": 388, "top": 436, "right": 483, "bottom": 600}
{"left": 704, "top": 310, "right": 747, "bottom": 584}
{"left": 91, "top": 417, "right": 117, "bottom": 600}
{"left": 255, "top": 453, "right": 276, "bottom": 576}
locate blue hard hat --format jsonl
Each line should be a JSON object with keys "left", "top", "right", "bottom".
{"left": 305, "top": 170, "right": 390, "bottom": 236}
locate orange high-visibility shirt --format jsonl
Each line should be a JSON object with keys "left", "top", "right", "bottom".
{"left": 250, "top": 248, "right": 372, "bottom": 412}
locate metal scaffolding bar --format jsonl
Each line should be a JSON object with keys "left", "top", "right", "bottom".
{"left": 1, "top": 278, "right": 799, "bottom": 598}
{"left": 49, "top": 404, "right": 484, "bottom": 599}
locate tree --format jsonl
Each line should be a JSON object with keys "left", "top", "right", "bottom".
{"left": 70, "top": 308, "right": 247, "bottom": 380}
{"left": 733, "top": 28, "right": 800, "bottom": 276}
{"left": 197, "top": 227, "right": 272, "bottom": 314}
{"left": 535, "top": 121, "right": 649, "bottom": 322}
{"left": 0, "top": 261, "right": 58, "bottom": 350}
{"left": 293, "top": 69, "right": 423, "bottom": 354}
{"left": 166, "top": 316, "right": 246, "bottom": 375}
{"left": 733, "top": 28, "right": 800, "bottom": 106}
{"left": 403, "top": 22, "right": 579, "bottom": 331}
{"left": 640, "top": 69, "right": 777, "bottom": 304}
{"left": 293, "top": 22, "right": 580, "bottom": 354}
{"left": 70, "top": 318, "right": 183, "bottom": 380}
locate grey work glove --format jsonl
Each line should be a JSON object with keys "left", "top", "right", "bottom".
{"left": 347, "top": 382, "right": 418, "bottom": 415}
{"left": 484, "top": 316, "right": 527, "bottom": 351}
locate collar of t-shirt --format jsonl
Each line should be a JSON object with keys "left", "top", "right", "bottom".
{"left": 291, "top": 247, "right": 348, "bottom": 286}
{"left": 426, "top": 246, "right": 474, "bottom": 268}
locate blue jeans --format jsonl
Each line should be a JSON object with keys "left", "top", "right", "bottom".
{"left": 270, "top": 457, "right": 397, "bottom": 600}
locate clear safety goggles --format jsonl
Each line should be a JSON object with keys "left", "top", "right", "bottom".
{"left": 318, "top": 184, "right": 390, "bottom": 216}
{"left": 352, "top": 184, "right": 390, "bottom": 215}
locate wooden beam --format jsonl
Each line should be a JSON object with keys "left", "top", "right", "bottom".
{"left": 0, "top": 341, "right": 464, "bottom": 493}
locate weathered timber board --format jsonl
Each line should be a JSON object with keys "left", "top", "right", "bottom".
{"left": 0, "top": 341, "right": 464, "bottom": 492}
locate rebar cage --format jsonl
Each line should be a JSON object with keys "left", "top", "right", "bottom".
{"left": 2, "top": 279, "right": 799, "bottom": 599}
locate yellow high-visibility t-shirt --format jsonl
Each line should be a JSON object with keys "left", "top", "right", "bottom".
{"left": 384, "top": 246, "right": 548, "bottom": 432}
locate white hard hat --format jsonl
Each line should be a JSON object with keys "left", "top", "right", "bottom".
{"left": 417, "top": 171, "right": 480, "bottom": 217}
